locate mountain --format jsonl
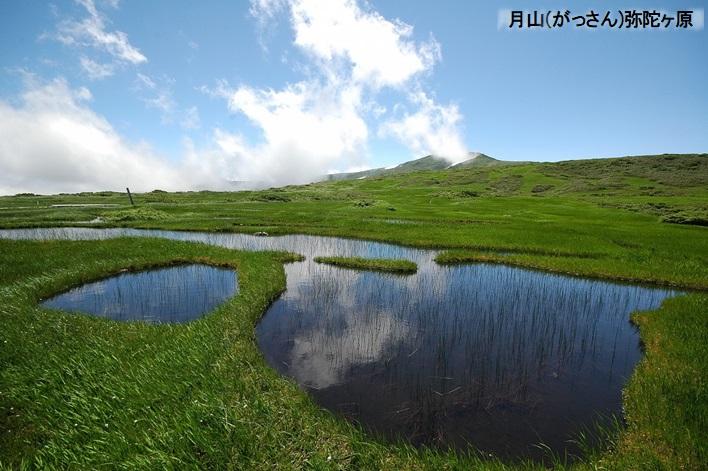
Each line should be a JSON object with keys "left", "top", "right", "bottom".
{"left": 325, "top": 152, "right": 517, "bottom": 181}
{"left": 324, "top": 167, "right": 389, "bottom": 182}
{"left": 386, "top": 155, "right": 450, "bottom": 173}
{"left": 450, "top": 152, "right": 509, "bottom": 168}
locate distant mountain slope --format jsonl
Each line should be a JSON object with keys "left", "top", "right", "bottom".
{"left": 450, "top": 152, "right": 520, "bottom": 168}
{"left": 326, "top": 152, "right": 520, "bottom": 181}
{"left": 324, "top": 167, "right": 389, "bottom": 182}
{"left": 386, "top": 155, "right": 450, "bottom": 173}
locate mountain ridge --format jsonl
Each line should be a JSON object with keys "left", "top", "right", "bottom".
{"left": 325, "top": 152, "right": 523, "bottom": 182}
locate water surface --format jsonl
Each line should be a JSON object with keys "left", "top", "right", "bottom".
{"left": 0, "top": 227, "right": 680, "bottom": 460}
{"left": 42, "top": 264, "right": 238, "bottom": 323}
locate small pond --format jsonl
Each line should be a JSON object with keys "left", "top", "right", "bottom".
{"left": 0, "top": 228, "right": 681, "bottom": 461}
{"left": 42, "top": 264, "right": 238, "bottom": 323}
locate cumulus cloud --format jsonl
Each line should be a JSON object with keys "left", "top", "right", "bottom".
{"left": 0, "top": 77, "right": 222, "bottom": 195}
{"left": 204, "top": 0, "right": 467, "bottom": 186}
{"left": 134, "top": 73, "right": 156, "bottom": 90}
{"left": 57, "top": 0, "right": 146, "bottom": 64}
{"left": 380, "top": 91, "right": 468, "bottom": 163}
{"left": 144, "top": 89, "right": 176, "bottom": 116}
{"left": 252, "top": 0, "right": 440, "bottom": 88}
{"left": 209, "top": 78, "right": 367, "bottom": 184}
{"left": 9, "top": 0, "right": 467, "bottom": 193}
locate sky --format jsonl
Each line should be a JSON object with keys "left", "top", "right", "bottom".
{"left": 0, "top": 0, "right": 705, "bottom": 194}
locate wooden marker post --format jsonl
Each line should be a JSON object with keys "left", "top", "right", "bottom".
{"left": 126, "top": 187, "right": 135, "bottom": 206}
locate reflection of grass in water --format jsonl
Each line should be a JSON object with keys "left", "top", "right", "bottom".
{"left": 314, "top": 256, "right": 417, "bottom": 274}
{"left": 274, "top": 256, "right": 671, "bottom": 456}
{"left": 384, "top": 387, "right": 628, "bottom": 466}
{"left": 286, "top": 243, "right": 701, "bottom": 468}
{"left": 5, "top": 237, "right": 584, "bottom": 468}
{"left": 42, "top": 264, "right": 238, "bottom": 323}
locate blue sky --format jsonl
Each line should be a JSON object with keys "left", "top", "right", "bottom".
{"left": 0, "top": 1, "right": 705, "bottom": 194}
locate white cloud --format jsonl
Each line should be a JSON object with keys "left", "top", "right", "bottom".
{"left": 289, "top": 308, "right": 410, "bottom": 389}
{"left": 201, "top": 0, "right": 466, "bottom": 186}
{"left": 9, "top": 0, "right": 468, "bottom": 193}
{"left": 380, "top": 91, "right": 468, "bottom": 163}
{"left": 0, "top": 77, "right": 224, "bottom": 195}
{"left": 208, "top": 77, "right": 368, "bottom": 185}
{"left": 51, "top": 0, "right": 147, "bottom": 67}
{"left": 251, "top": 0, "right": 439, "bottom": 88}
{"left": 79, "top": 56, "right": 114, "bottom": 80}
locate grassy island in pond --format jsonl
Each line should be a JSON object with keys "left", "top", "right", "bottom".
{"left": 314, "top": 256, "right": 417, "bottom": 273}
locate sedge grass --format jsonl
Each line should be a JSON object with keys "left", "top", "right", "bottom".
{"left": 314, "top": 256, "right": 417, "bottom": 274}
{"left": 0, "top": 238, "right": 705, "bottom": 469}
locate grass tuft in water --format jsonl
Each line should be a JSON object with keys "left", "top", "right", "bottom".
{"left": 314, "top": 256, "right": 417, "bottom": 273}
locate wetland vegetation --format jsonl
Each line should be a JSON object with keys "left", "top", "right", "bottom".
{"left": 42, "top": 264, "right": 238, "bottom": 323}
{"left": 0, "top": 153, "right": 706, "bottom": 469}
{"left": 313, "top": 256, "right": 418, "bottom": 273}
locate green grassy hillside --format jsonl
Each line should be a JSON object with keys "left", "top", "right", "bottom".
{"left": 324, "top": 153, "right": 457, "bottom": 181}
{"left": 450, "top": 152, "right": 508, "bottom": 168}
{"left": 325, "top": 152, "right": 510, "bottom": 181}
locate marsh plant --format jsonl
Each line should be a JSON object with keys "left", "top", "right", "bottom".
{"left": 0, "top": 218, "right": 704, "bottom": 469}
{"left": 1, "top": 228, "right": 677, "bottom": 460}
{"left": 258, "top": 253, "right": 676, "bottom": 460}
{"left": 42, "top": 264, "right": 238, "bottom": 323}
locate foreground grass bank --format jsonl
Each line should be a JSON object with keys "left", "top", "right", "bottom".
{"left": 314, "top": 256, "right": 417, "bottom": 274}
{"left": 1, "top": 238, "right": 706, "bottom": 469}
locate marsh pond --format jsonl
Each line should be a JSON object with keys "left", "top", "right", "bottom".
{"left": 0, "top": 228, "right": 680, "bottom": 460}
{"left": 42, "top": 264, "right": 238, "bottom": 323}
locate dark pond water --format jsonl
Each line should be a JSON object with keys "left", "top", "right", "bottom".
{"left": 42, "top": 264, "right": 238, "bottom": 323}
{"left": 0, "top": 228, "right": 681, "bottom": 460}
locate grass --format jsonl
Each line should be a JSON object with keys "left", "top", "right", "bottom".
{"left": 314, "top": 256, "right": 417, "bottom": 274}
{"left": 0, "top": 153, "right": 707, "bottom": 469}
{"left": 101, "top": 206, "right": 171, "bottom": 222}
{"left": 0, "top": 238, "right": 553, "bottom": 470}
{"left": 0, "top": 238, "right": 704, "bottom": 469}
{"left": 619, "top": 294, "right": 708, "bottom": 469}
{"left": 435, "top": 249, "right": 702, "bottom": 290}
{"left": 1, "top": 154, "right": 705, "bottom": 288}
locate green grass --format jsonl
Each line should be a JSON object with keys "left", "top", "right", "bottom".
{"left": 101, "top": 206, "right": 171, "bottom": 222}
{"left": 1, "top": 153, "right": 707, "bottom": 469}
{"left": 314, "top": 256, "right": 417, "bottom": 274}
{"left": 618, "top": 294, "right": 708, "bottom": 469}
{"left": 1, "top": 238, "right": 705, "bottom": 469}
{"left": 1, "top": 154, "right": 705, "bottom": 288}
{"left": 0, "top": 239, "right": 708, "bottom": 469}
{"left": 435, "top": 249, "right": 702, "bottom": 290}
{"left": 0, "top": 238, "right": 551, "bottom": 470}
